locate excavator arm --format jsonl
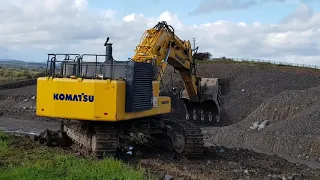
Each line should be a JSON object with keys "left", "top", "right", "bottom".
{"left": 132, "top": 21, "right": 199, "bottom": 102}
{"left": 131, "top": 21, "right": 221, "bottom": 125}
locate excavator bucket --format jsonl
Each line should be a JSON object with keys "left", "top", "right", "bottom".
{"left": 181, "top": 78, "right": 221, "bottom": 126}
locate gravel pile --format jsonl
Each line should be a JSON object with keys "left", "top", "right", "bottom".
{"left": 159, "top": 61, "right": 320, "bottom": 161}
{"left": 239, "top": 85, "right": 320, "bottom": 134}
{"left": 0, "top": 85, "right": 51, "bottom": 121}
{"left": 162, "top": 62, "right": 320, "bottom": 125}
{"left": 203, "top": 85, "right": 320, "bottom": 162}
{"left": 0, "top": 85, "right": 36, "bottom": 99}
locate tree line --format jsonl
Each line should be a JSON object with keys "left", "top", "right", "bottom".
{"left": 193, "top": 52, "right": 212, "bottom": 60}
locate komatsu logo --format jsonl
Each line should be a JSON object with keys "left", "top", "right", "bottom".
{"left": 53, "top": 93, "right": 94, "bottom": 102}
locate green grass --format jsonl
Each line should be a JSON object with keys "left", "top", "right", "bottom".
{"left": 0, "top": 131, "right": 9, "bottom": 154}
{"left": 0, "top": 67, "right": 44, "bottom": 84}
{"left": 0, "top": 131, "right": 148, "bottom": 180}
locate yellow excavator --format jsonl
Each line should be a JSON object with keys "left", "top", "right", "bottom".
{"left": 36, "top": 21, "right": 221, "bottom": 158}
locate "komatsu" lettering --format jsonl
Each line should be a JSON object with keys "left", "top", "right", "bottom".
{"left": 53, "top": 93, "right": 94, "bottom": 102}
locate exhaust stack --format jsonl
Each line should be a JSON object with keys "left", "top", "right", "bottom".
{"left": 104, "top": 37, "right": 113, "bottom": 63}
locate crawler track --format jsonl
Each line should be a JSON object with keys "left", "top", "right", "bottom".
{"left": 164, "top": 119, "right": 204, "bottom": 158}
{"left": 91, "top": 123, "right": 119, "bottom": 158}
{"left": 59, "top": 118, "right": 204, "bottom": 159}
{"left": 60, "top": 120, "right": 119, "bottom": 158}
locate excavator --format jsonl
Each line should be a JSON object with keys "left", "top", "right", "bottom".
{"left": 36, "top": 21, "right": 221, "bottom": 158}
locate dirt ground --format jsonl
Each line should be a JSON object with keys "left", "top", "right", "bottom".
{"left": 1, "top": 62, "right": 320, "bottom": 179}
{"left": 1, "top": 116, "right": 320, "bottom": 180}
{"left": 137, "top": 146, "right": 320, "bottom": 180}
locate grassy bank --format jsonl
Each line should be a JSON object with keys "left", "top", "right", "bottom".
{"left": 0, "top": 131, "right": 148, "bottom": 180}
{"left": 0, "top": 67, "right": 43, "bottom": 84}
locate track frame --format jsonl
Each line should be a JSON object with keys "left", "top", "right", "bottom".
{"left": 60, "top": 117, "right": 205, "bottom": 159}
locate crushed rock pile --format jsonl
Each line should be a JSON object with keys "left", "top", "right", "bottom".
{"left": 238, "top": 85, "right": 320, "bottom": 135}
{"left": 203, "top": 85, "right": 320, "bottom": 162}
{"left": 0, "top": 85, "right": 52, "bottom": 121}
{"left": 0, "top": 85, "right": 36, "bottom": 99}
{"left": 162, "top": 63, "right": 320, "bottom": 125}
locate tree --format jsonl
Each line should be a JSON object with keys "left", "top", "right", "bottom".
{"left": 193, "top": 52, "right": 212, "bottom": 60}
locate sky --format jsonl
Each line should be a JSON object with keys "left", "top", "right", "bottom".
{"left": 1, "top": 0, "right": 320, "bottom": 66}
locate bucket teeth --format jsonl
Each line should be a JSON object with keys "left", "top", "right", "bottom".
{"left": 185, "top": 109, "right": 220, "bottom": 126}
{"left": 181, "top": 78, "right": 222, "bottom": 127}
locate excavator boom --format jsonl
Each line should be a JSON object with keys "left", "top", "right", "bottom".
{"left": 132, "top": 21, "right": 221, "bottom": 125}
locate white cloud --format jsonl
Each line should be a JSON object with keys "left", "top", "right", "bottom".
{"left": 237, "top": 22, "right": 247, "bottom": 27}
{"left": 0, "top": 1, "right": 320, "bottom": 66}
{"left": 157, "top": 11, "right": 184, "bottom": 30}
{"left": 281, "top": 3, "right": 314, "bottom": 23}
{"left": 189, "top": 0, "right": 314, "bottom": 15}
{"left": 123, "top": 14, "right": 136, "bottom": 22}
{"left": 253, "top": 22, "right": 262, "bottom": 27}
{"left": 72, "top": 0, "right": 88, "bottom": 10}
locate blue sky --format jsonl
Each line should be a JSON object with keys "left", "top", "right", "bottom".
{"left": 1, "top": 0, "right": 320, "bottom": 66}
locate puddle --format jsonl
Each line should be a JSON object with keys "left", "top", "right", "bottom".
{"left": 2, "top": 129, "right": 39, "bottom": 137}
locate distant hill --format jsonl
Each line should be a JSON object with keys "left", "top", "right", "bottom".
{"left": 0, "top": 59, "right": 47, "bottom": 69}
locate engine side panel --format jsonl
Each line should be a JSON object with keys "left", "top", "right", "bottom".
{"left": 125, "top": 61, "right": 153, "bottom": 112}
{"left": 36, "top": 77, "right": 171, "bottom": 121}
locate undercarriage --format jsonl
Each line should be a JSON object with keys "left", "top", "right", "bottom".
{"left": 60, "top": 117, "right": 204, "bottom": 159}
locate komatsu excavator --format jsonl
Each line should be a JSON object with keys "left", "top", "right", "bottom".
{"left": 36, "top": 21, "right": 221, "bottom": 158}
